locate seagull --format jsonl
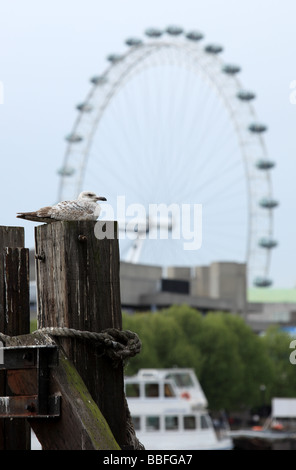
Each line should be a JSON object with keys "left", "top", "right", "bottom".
{"left": 16, "top": 191, "right": 107, "bottom": 223}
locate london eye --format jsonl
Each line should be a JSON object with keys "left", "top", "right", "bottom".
{"left": 57, "top": 26, "right": 278, "bottom": 287}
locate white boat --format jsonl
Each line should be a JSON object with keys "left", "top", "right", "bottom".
{"left": 125, "top": 368, "right": 233, "bottom": 450}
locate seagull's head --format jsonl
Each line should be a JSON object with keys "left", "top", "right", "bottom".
{"left": 78, "top": 191, "right": 107, "bottom": 202}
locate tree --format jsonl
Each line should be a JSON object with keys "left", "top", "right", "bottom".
{"left": 123, "top": 307, "right": 203, "bottom": 376}
{"left": 122, "top": 306, "right": 296, "bottom": 411}
{"left": 193, "top": 312, "right": 245, "bottom": 409}
{"left": 222, "top": 314, "right": 274, "bottom": 407}
{"left": 261, "top": 325, "right": 296, "bottom": 399}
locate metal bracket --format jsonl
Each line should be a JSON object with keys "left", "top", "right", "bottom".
{"left": 0, "top": 345, "right": 60, "bottom": 418}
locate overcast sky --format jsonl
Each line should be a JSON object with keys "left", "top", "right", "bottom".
{"left": 0, "top": 0, "right": 295, "bottom": 289}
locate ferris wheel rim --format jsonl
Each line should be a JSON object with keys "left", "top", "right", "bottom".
{"left": 58, "top": 26, "right": 278, "bottom": 287}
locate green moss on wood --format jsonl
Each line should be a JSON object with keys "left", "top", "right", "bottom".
{"left": 60, "top": 354, "right": 121, "bottom": 450}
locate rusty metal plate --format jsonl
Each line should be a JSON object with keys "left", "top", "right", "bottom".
{"left": 0, "top": 345, "right": 58, "bottom": 370}
{"left": 0, "top": 394, "right": 61, "bottom": 418}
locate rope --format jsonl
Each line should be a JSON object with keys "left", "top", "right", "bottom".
{"left": 0, "top": 332, "right": 10, "bottom": 343}
{"left": 34, "top": 327, "right": 141, "bottom": 364}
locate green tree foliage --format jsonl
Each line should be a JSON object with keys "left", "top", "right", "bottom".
{"left": 123, "top": 306, "right": 203, "bottom": 375}
{"left": 123, "top": 305, "right": 294, "bottom": 411}
{"left": 192, "top": 313, "right": 245, "bottom": 410}
{"left": 261, "top": 325, "right": 296, "bottom": 398}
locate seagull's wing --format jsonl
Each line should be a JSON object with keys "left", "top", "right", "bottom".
{"left": 50, "top": 200, "right": 95, "bottom": 219}
{"left": 17, "top": 199, "right": 99, "bottom": 222}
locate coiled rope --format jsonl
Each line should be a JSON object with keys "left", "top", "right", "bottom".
{"left": 0, "top": 327, "right": 141, "bottom": 366}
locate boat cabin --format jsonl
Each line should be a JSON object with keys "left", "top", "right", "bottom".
{"left": 124, "top": 368, "right": 233, "bottom": 450}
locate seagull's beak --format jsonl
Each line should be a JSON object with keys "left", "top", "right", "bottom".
{"left": 96, "top": 196, "right": 107, "bottom": 201}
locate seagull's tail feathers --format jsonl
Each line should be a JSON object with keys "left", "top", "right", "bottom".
{"left": 16, "top": 211, "right": 53, "bottom": 223}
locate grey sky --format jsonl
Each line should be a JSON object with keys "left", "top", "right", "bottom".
{"left": 0, "top": 0, "right": 295, "bottom": 288}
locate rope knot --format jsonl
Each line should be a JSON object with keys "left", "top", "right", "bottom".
{"left": 34, "top": 326, "right": 142, "bottom": 366}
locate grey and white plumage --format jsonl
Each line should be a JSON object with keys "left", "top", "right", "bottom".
{"left": 16, "top": 191, "right": 107, "bottom": 223}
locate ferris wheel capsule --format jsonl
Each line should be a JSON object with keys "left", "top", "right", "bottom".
{"left": 222, "top": 64, "right": 241, "bottom": 74}
{"left": 258, "top": 238, "right": 278, "bottom": 249}
{"left": 76, "top": 102, "right": 93, "bottom": 113}
{"left": 125, "top": 37, "right": 143, "bottom": 47}
{"left": 90, "top": 75, "right": 108, "bottom": 85}
{"left": 254, "top": 277, "right": 273, "bottom": 287}
{"left": 249, "top": 123, "right": 268, "bottom": 133}
{"left": 256, "top": 159, "right": 276, "bottom": 170}
{"left": 57, "top": 166, "right": 75, "bottom": 177}
{"left": 145, "top": 27, "right": 163, "bottom": 38}
{"left": 259, "top": 198, "right": 279, "bottom": 209}
{"left": 204, "top": 44, "right": 223, "bottom": 54}
{"left": 166, "top": 25, "right": 184, "bottom": 35}
{"left": 185, "top": 30, "right": 204, "bottom": 41}
{"left": 65, "top": 133, "right": 83, "bottom": 143}
{"left": 237, "top": 90, "right": 256, "bottom": 101}
{"left": 106, "top": 54, "right": 123, "bottom": 63}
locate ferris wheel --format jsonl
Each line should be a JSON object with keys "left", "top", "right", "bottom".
{"left": 57, "top": 26, "right": 278, "bottom": 287}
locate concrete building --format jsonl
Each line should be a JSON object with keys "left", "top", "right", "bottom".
{"left": 191, "top": 266, "right": 210, "bottom": 297}
{"left": 208, "top": 262, "right": 247, "bottom": 313}
{"left": 120, "top": 260, "right": 247, "bottom": 314}
{"left": 120, "top": 262, "right": 162, "bottom": 308}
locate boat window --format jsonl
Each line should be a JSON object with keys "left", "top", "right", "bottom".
{"left": 145, "top": 383, "right": 159, "bottom": 397}
{"left": 200, "top": 414, "right": 211, "bottom": 429}
{"left": 183, "top": 415, "right": 196, "bottom": 430}
{"left": 166, "top": 372, "right": 194, "bottom": 387}
{"left": 125, "top": 383, "right": 140, "bottom": 398}
{"left": 146, "top": 416, "right": 160, "bottom": 431}
{"left": 131, "top": 416, "right": 141, "bottom": 431}
{"left": 165, "top": 416, "right": 179, "bottom": 431}
{"left": 164, "top": 382, "right": 175, "bottom": 397}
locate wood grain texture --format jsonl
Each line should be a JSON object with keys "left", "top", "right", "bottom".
{"left": 0, "top": 226, "right": 30, "bottom": 450}
{"left": 35, "top": 221, "right": 127, "bottom": 447}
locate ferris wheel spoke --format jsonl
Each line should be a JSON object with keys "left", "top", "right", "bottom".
{"left": 194, "top": 156, "right": 243, "bottom": 198}
{"left": 172, "top": 107, "right": 238, "bottom": 201}
{"left": 59, "top": 27, "right": 277, "bottom": 286}
{"left": 200, "top": 175, "right": 247, "bottom": 207}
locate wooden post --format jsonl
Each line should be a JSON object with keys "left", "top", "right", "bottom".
{"left": 0, "top": 226, "right": 31, "bottom": 450}
{"left": 34, "top": 221, "right": 127, "bottom": 448}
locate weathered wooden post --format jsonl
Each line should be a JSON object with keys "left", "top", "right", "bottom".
{"left": 34, "top": 220, "right": 127, "bottom": 448}
{"left": 0, "top": 226, "right": 30, "bottom": 450}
